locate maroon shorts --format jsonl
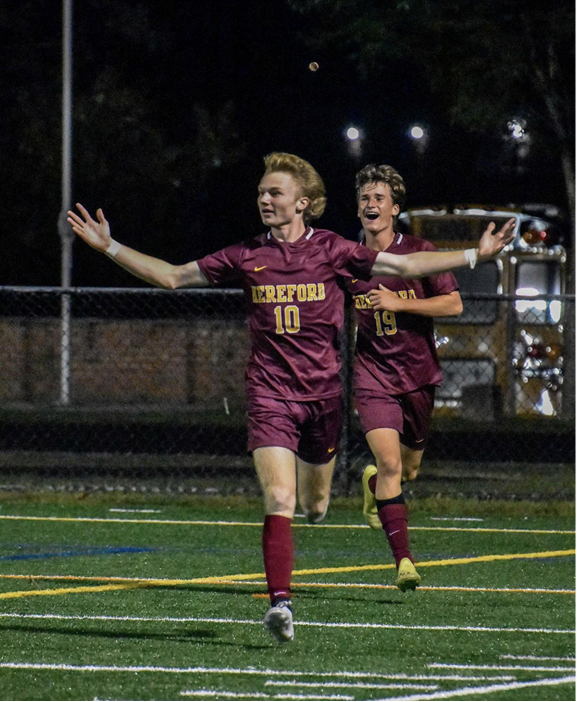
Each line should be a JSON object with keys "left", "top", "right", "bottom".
{"left": 247, "top": 394, "right": 344, "bottom": 465}
{"left": 354, "top": 385, "right": 436, "bottom": 450}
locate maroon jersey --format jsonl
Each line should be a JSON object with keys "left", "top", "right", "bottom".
{"left": 198, "top": 228, "right": 378, "bottom": 400}
{"left": 347, "top": 232, "right": 459, "bottom": 395}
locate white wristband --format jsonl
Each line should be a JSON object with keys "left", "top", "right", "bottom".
{"left": 105, "top": 239, "right": 121, "bottom": 258}
{"left": 464, "top": 248, "right": 478, "bottom": 269}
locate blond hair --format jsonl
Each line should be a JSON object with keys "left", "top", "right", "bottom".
{"left": 263, "top": 152, "right": 327, "bottom": 222}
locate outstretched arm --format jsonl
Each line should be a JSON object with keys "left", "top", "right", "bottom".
{"left": 370, "top": 218, "right": 515, "bottom": 278}
{"left": 67, "top": 204, "right": 209, "bottom": 288}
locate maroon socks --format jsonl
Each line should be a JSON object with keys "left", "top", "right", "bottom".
{"left": 262, "top": 514, "right": 293, "bottom": 604}
{"left": 376, "top": 495, "right": 413, "bottom": 567}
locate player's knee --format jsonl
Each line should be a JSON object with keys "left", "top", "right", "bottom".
{"left": 377, "top": 458, "right": 403, "bottom": 480}
{"left": 300, "top": 493, "right": 330, "bottom": 524}
{"left": 303, "top": 504, "right": 328, "bottom": 524}
{"left": 402, "top": 461, "right": 420, "bottom": 482}
{"left": 265, "top": 484, "right": 296, "bottom": 515}
{"left": 403, "top": 466, "right": 419, "bottom": 482}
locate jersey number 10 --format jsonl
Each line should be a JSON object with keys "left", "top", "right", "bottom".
{"left": 274, "top": 305, "right": 301, "bottom": 334}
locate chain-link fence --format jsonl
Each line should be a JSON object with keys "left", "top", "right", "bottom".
{"left": 0, "top": 286, "right": 573, "bottom": 498}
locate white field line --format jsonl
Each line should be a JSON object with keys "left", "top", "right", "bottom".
{"left": 500, "top": 654, "right": 575, "bottom": 662}
{"left": 374, "top": 675, "right": 575, "bottom": 701}
{"left": 183, "top": 694, "right": 353, "bottom": 701}
{"left": 265, "top": 681, "right": 438, "bottom": 691}
{"left": 429, "top": 518, "right": 483, "bottom": 522}
{"left": 108, "top": 509, "right": 163, "bottom": 514}
{"left": 0, "top": 514, "right": 573, "bottom": 535}
{"left": 428, "top": 663, "right": 575, "bottom": 673}
{"left": 0, "top": 662, "right": 520, "bottom": 682}
{"left": 0, "top": 612, "right": 573, "bottom": 635}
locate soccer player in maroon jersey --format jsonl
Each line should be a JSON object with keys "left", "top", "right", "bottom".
{"left": 349, "top": 163, "right": 464, "bottom": 592}
{"left": 68, "top": 152, "right": 514, "bottom": 643}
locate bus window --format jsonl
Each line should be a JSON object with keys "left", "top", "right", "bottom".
{"left": 415, "top": 215, "right": 514, "bottom": 244}
{"left": 444, "top": 261, "right": 501, "bottom": 324}
{"left": 515, "top": 261, "right": 562, "bottom": 324}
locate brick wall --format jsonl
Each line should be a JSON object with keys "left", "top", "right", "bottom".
{"left": 0, "top": 318, "right": 250, "bottom": 405}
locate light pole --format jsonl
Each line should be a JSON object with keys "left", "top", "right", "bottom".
{"left": 59, "top": 0, "right": 73, "bottom": 287}
{"left": 59, "top": 0, "right": 73, "bottom": 405}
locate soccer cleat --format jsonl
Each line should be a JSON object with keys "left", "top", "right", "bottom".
{"left": 263, "top": 600, "right": 294, "bottom": 643}
{"left": 396, "top": 557, "right": 421, "bottom": 592}
{"left": 362, "top": 464, "right": 381, "bottom": 530}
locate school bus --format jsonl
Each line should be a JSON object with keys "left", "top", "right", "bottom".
{"left": 397, "top": 205, "right": 568, "bottom": 419}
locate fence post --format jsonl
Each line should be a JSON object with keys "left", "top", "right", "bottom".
{"left": 335, "top": 306, "right": 355, "bottom": 494}
{"left": 59, "top": 289, "right": 71, "bottom": 405}
{"left": 504, "top": 295, "right": 517, "bottom": 416}
{"left": 562, "top": 297, "right": 575, "bottom": 417}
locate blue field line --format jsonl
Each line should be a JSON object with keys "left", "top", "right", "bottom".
{"left": 0, "top": 546, "right": 157, "bottom": 561}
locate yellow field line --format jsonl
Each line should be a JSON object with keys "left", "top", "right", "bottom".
{"left": 260, "top": 582, "right": 575, "bottom": 595}
{"left": 0, "top": 549, "right": 573, "bottom": 600}
{"left": 0, "top": 514, "right": 572, "bottom": 535}
{"left": 2, "top": 574, "right": 573, "bottom": 596}
{"left": 0, "top": 583, "right": 145, "bottom": 599}
{"left": 290, "top": 549, "right": 576, "bottom": 577}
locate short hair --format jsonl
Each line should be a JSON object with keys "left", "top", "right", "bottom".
{"left": 355, "top": 164, "right": 406, "bottom": 211}
{"left": 263, "top": 152, "right": 327, "bottom": 222}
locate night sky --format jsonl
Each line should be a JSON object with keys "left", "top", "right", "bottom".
{"left": 1, "top": 0, "right": 572, "bottom": 286}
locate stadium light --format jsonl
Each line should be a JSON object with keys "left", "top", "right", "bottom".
{"left": 409, "top": 125, "right": 425, "bottom": 140}
{"left": 346, "top": 126, "right": 361, "bottom": 141}
{"left": 508, "top": 119, "right": 527, "bottom": 141}
{"left": 344, "top": 125, "right": 363, "bottom": 159}
{"left": 407, "top": 124, "right": 429, "bottom": 155}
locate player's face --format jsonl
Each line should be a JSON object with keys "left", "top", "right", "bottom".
{"left": 357, "top": 181, "right": 400, "bottom": 235}
{"left": 257, "top": 171, "right": 309, "bottom": 229}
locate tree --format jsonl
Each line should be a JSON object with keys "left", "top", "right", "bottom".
{"left": 288, "top": 0, "right": 575, "bottom": 230}
{"left": 0, "top": 0, "right": 248, "bottom": 285}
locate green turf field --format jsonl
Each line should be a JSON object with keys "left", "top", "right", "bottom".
{"left": 0, "top": 495, "right": 574, "bottom": 701}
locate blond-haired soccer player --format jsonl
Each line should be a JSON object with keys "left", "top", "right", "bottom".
{"left": 349, "top": 163, "right": 463, "bottom": 592}
{"left": 68, "top": 152, "right": 514, "bottom": 643}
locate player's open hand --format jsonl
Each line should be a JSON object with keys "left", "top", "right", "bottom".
{"left": 67, "top": 204, "right": 112, "bottom": 252}
{"left": 367, "top": 284, "right": 400, "bottom": 312}
{"left": 477, "top": 217, "right": 515, "bottom": 261}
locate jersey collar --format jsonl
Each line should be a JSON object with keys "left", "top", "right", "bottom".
{"left": 266, "top": 227, "right": 314, "bottom": 243}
